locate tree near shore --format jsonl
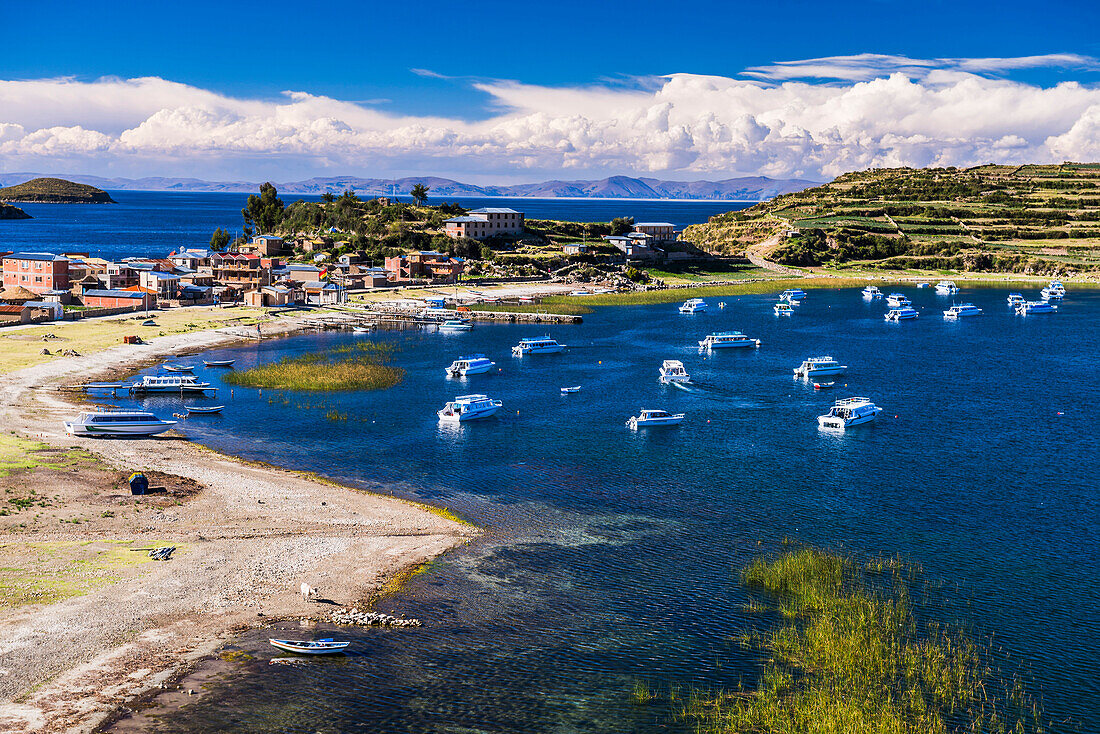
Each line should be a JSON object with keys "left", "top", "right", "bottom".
{"left": 242, "top": 182, "right": 285, "bottom": 237}
{"left": 209, "top": 227, "right": 231, "bottom": 252}
{"left": 410, "top": 183, "right": 430, "bottom": 206}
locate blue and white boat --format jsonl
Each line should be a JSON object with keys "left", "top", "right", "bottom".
{"left": 269, "top": 638, "right": 350, "bottom": 655}
{"left": 659, "top": 359, "right": 690, "bottom": 383}
{"left": 1040, "top": 287, "right": 1063, "bottom": 301}
{"left": 934, "top": 280, "right": 959, "bottom": 294}
{"left": 817, "top": 397, "right": 883, "bottom": 429}
{"left": 916, "top": 282, "right": 930, "bottom": 289}
{"left": 781, "top": 289, "right": 807, "bottom": 301}
{"left": 64, "top": 410, "right": 176, "bottom": 437}
{"left": 1007, "top": 293, "right": 1026, "bottom": 306}
{"left": 943, "top": 304, "right": 983, "bottom": 318}
{"left": 1016, "top": 301, "right": 1057, "bottom": 315}
{"left": 437, "top": 394, "right": 503, "bottom": 422}
{"left": 886, "top": 293, "right": 911, "bottom": 308}
{"left": 861, "top": 286, "right": 883, "bottom": 299}
{"left": 698, "top": 331, "right": 760, "bottom": 349}
{"left": 774, "top": 302, "right": 794, "bottom": 316}
{"left": 446, "top": 355, "right": 495, "bottom": 377}
{"left": 884, "top": 307, "right": 919, "bottom": 321}
{"left": 793, "top": 356, "right": 847, "bottom": 378}
{"left": 438, "top": 319, "right": 473, "bottom": 332}
{"left": 679, "top": 298, "right": 708, "bottom": 314}
{"left": 512, "top": 337, "right": 566, "bottom": 356}
{"left": 129, "top": 375, "right": 215, "bottom": 394}
{"left": 628, "top": 409, "right": 685, "bottom": 429}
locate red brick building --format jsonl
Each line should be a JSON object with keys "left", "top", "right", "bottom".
{"left": 1, "top": 253, "right": 70, "bottom": 294}
{"left": 81, "top": 289, "right": 155, "bottom": 310}
{"left": 383, "top": 251, "right": 465, "bottom": 282}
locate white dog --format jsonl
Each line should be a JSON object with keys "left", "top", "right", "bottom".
{"left": 300, "top": 583, "right": 317, "bottom": 602}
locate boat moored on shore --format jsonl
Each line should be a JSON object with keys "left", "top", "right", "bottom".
{"left": 130, "top": 375, "right": 215, "bottom": 394}
{"left": 935, "top": 280, "right": 959, "bottom": 294}
{"left": 269, "top": 639, "right": 350, "bottom": 655}
{"left": 817, "top": 397, "right": 883, "bottom": 429}
{"left": 438, "top": 319, "right": 473, "bottom": 332}
{"left": 64, "top": 410, "right": 177, "bottom": 437}
{"left": 202, "top": 359, "right": 236, "bottom": 367}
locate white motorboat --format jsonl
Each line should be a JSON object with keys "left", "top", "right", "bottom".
{"left": 269, "top": 638, "right": 350, "bottom": 655}
{"left": 64, "top": 410, "right": 177, "bottom": 437}
{"left": 934, "top": 280, "right": 959, "bottom": 294}
{"left": 774, "top": 303, "right": 794, "bottom": 316}
{"left": 884, "top": 307, "right": 919, "bottom": 321}
{"left": 943, "top": 304, "right": 983, "bottom": 318}
{"left": 793, "top": 356, "right": 847, "bottom": 378}
{"left": 659, "top": 359, "right": 690, "bottom": 383}
{"left": 679, "top": 298, "right": 709, "bottom": 314}
{"left": 1040, "top": 287, "right": 1063, "bottom": 301}
{"left": 1016, "top": 301, "right": 1057, "bottom": 315}
{"left": 437, "top": 394, "right": 503, "bottom": 422}
{"left": 698, "top": 331, "right": 761, "bottom": 349}
{"left": 861, "top": 286, "right": 883, "bottom": 299}
{"left": 886, "top": 293, "right": 911, "bottom": 308}
{"left": 512, "top": 336, "right": 566, "bottom": 356}
{"left": 781, "top": 289, "right": 807, "bottom": 301}
{"left": 446, "top": 355, "right": 495, "bottom": 377}
{"left": 628, "top": 409, "right": 685, "bottom": 429}
{"left": 438, "top": 319, "right": 472, "bottom": 332}
{"left": 817, "top": 397, "right": 883, "bottom": 429}
{"left": 916, "top": 282, "right": 930, "bottom": 289}
{"left": 130, "top": 375, "right": 215, "bottom": 394}
{"left": 560, "top": 385, "right": 581, "bottom": 394}
{"left": 1007, "top": 293, "right": 1026, "bottom": 306}
{"left": 717, "top": 302, "right": 726, "bottom": 309}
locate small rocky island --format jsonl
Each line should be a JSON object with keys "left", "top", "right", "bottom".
{"left": 0, "top": 202, "right": 31, "bottom": 219}
{"left": 0, "top": 177, "right": 116, "bottom": 204}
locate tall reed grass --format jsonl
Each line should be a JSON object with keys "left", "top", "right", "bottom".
{"left": 224, "top": 342, "right": 404, "bottom": 392}
{"left": 680, "top": 547, "right": 1044, "bottom": 734}
{"left": 544, "top": 278, "right": 875, "bottom": 308}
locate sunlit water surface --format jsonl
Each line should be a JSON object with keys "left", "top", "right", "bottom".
{"left": 108, "top": 287, "right": 1098, "bottom": 732}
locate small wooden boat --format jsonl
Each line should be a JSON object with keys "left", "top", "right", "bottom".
{"left": 142, "top": 319, "right": 157, "bottom": 326}
{"left": 269, "top": 638, "right": 350, "bottom": 655}
{"left": 161, "top": 364, "right": 195, "bottom": 373}
{"left": 560, "top": 386, "right": 581, "bottom": 394}
{"left": 185, "top": 405, "right": 225, "bottom": 415}
{"left": 202, "top": 359, "right": 236, "bottom": 367}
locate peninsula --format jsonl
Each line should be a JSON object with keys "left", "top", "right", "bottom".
{"left": 0, "top": 177, "right": 115, "bottom": 204}
{"left": 0, "top": 202, "right": 30, "bottom": 219}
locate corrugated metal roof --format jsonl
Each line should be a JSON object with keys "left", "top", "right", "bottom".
{"left": 469, "top": 207, "right": 520, "bottom": 214}
{"left": 83, "top": 289, "right": 146, "bottom": 299}
{"left": 4, "top": 252, "right": 68, "bottom": 262}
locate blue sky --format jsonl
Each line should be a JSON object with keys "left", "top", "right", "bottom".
{"left": 2, "top": 0, "right": 1100, "bottom": 181}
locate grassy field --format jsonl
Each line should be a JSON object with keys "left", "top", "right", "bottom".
{"left": 679, "top": 548, "right": 1043, "bottom": 733}
{"left": 0, "top": 306, "right": 269, "bottom": 375}
{"left": 0, "top": 434, "right": 96, "bottom": 479}
{"left": 224, "top": 341, "right": 403, "bottom": 391}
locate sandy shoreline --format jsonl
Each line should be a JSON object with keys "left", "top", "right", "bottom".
{"left": 0, "top": 312, "right": 476, "bottom": 734}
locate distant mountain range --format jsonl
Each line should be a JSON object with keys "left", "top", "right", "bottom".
{"left": 0, "top": 173, "right": 818, "bottom": 201}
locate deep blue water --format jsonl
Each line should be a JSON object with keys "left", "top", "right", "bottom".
{"left": 0, "top": 191, "right": 749, "bottom": 261}
{"left": 103, "top": 287, "right": 1099, "bottom": 732}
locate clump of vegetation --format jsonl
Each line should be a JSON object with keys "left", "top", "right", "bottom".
{"left": 631, "top": 679, "right": 657, "bottom": 705}
{"left": 680, "top": 547, "right": 1044, "bottom": 733}
{"left": 224, "top": 342, "right": 404, "bottom": 392}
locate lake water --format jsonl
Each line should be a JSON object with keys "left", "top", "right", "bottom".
{"left": 103, "top": 287, "right": 1099, "bottom": 732}
{"left": 0, "top": 191, "right": 750, "bottom": 261}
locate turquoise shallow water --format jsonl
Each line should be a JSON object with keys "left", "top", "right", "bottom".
{"left": 101, "top": 286, "right": 1100, "bottom": 732}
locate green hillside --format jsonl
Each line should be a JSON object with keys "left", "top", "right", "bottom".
{"left": 0, "top": 177, "right": 115, "bottom": 204}
{"left": 682, "top": 163, "right": 1100, "bottom": 275}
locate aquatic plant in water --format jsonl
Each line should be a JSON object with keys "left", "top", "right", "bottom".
{"left": 223, "top": 342, "right": 404, "bottom": 392}
{"left": 680, "top": 548, "right": 1045, "bottom": 733}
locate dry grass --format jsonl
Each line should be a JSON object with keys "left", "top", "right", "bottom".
{"left": 223, "top": 341, "right": 403, "bottom": 392}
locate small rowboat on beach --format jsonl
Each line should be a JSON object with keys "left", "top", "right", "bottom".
{"left": 269, "top": 638, "right": 350, "bottom": 655}
{"left": 184, "top": 405, "right": 225, "bottom": 415}
{"left": 202, "top": 359, "right": 236, "bottom": 367}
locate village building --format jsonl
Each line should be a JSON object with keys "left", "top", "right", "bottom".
{"left": 383, "top": 251, "right": 465, "bottom": 282}
{"left": 632, "top": 222, "right": 678, "bottom": 241}
{"left": 443, "top": 207, "right": 525, "bottom": 240}
{"left": 1, "top": 253, "right": 70, "bottom": 294}
{"left": 207, "top": 252, "right": 271, "bottom": 290}
{"left": 81, "top": 289, "right": 156, "bottom": 310}
{"left": 139, "top": 270, "right": 181, "bottom": 300}
{"left": 563, "top": 243, "right": 588, "bottom": 255}
{"left": 301, "top": 281, "right": 345, "bottom": 305}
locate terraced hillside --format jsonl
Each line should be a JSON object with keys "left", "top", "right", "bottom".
{"left": 682, "top": 163, "right": 1100, "bottom": 275}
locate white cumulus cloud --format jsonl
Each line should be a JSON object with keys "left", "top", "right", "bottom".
{"left": 1, "top": 57, "right": 1099, "bottom": 181}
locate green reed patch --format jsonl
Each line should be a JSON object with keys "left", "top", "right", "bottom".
{"left": 223, "top": 342, "right": 404, "bottom": 392}
{"left": 680, "top": 547, "right": 1044, "bottom": 734}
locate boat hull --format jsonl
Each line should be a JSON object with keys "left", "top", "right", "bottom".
{"left": 513, "top": 345, "right": 565, "bottom": 356}
{"left": 817, "top": 411, "right": 880, "bottom": 429}
{"left": 269, "top": 639, "right": 350, "bottom": 655}
{"left": 448, "top": 362, "right": 494, "bottom": 376}
{"left": 64, "top": 420, "right": 176, "bottom": 437}
{"left": 438, "top": 405, "right": 500, "bottom": 422}
{"left": 629, "top": 416, "right": 684, "bottom": 428}
{"left": 796, "top": 366, "right": 846, "bottom": 377}
{"left": 701, "top": 340, "right": 757, "bottom": 349}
